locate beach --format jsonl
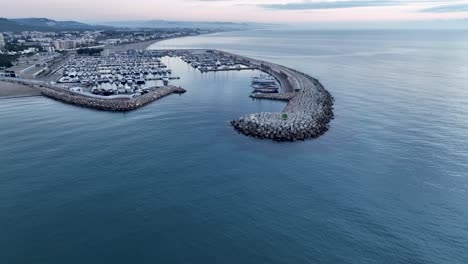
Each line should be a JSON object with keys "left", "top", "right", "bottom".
{"left": 104, "top": 37, "right": 181, "bottom": 52}
{"left": 0, "top": 80, "right": 41, "bottom": 99}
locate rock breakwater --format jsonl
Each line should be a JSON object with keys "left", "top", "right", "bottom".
{"left": 249, "top": 92, "right": 297, "bottom": 101}
{"left": 40, "top": 86, "right": 186, "bottom": 111}
{"left": 230, "top": 61, "right": 334, "bottom": 141}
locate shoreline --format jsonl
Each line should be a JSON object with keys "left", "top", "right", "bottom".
{"left": 103, "top": 39, "right": 162, "bottom": 52}
{"left": 0, "top": 80, "right": 42, "bottom": 98}
{"left": 104, "top": 34, "right": 196, "bottom": 52}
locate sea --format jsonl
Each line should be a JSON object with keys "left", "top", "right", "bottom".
{"left": 1, "top": 30, "right": 468, "bottom": 263}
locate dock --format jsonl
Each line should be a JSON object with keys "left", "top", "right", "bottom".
{"left": 200, "top": 67, "right": 257, "bottom": 72}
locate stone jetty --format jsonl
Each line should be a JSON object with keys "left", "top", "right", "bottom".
{"left": 40, "top": 85, "right": 186, "bottom": 111}
{"left": 249, "top": 92, "right": 297, "bottom": 101}
{"left": 0, "top": 77, "right": 186, "bottom": 111}
{"left": 223, "top": 51, "right": 334, "bottom": 142}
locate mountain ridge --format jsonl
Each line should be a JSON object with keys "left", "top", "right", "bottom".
{"left": 0, "top": 18, "right": 110, "bottom": 32}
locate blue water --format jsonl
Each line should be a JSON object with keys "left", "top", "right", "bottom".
{"left": 2, "top": 30, "right": 468, "bottom": 263}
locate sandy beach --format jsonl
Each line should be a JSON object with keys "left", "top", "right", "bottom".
{"left": 103, "top": 35, "right": 193, "bottom": 52}
{"left": 103, "top": 39, "right": 161, "bottom": 52}
{"left": 0, "top": 81, "right": 41, "bottom": 99}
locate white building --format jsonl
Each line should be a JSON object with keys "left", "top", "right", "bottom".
{"left": 44, "top": 46, "right": 55, "bottom": 53}
{"left": 53, "top": 40, "right": 77, "bottom": 51}
{"left": 0, "top": 33, "right": 5, "bottom": 49}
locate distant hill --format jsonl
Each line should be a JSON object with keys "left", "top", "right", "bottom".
{"left": 99, "top": 20, "right": 273, "bottom": 30}
{"left": 0, "top": 17, "right": 275, "bottom": 32}
{"left": 0, "top": 18, "right": 31, "bottom": 32}
{"left": 0, "top": 18, "right": 111, "bottom": 32}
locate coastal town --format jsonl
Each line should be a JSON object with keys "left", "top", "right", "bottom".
{"left": 0, "top": 28, "right": 209, "bottom": 78}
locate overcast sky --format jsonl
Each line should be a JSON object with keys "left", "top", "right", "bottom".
{"left": 3, "top": 0, "right": 468, "bottom": 24}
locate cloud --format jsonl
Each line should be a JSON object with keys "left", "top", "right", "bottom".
{"left": 256, "top": 0, "right": 455, "bottom": 11}
{"left": 421, "top": 3, "right": 468, "bottom": 12}
{"left": 259, "top": 0, "right": 402, "bottom": 10}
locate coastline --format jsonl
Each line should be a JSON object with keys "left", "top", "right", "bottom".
{"left": 103, "top": 39, "right": 162, "bottom": 52}
{"left": 104, "top": 34, "right": 195, "bottom": 52}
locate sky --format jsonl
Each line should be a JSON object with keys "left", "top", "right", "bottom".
{"left": 3, "top": 0, "right": 468, "bottom": 25}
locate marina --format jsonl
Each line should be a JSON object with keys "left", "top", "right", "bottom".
{"left": 178, "top": 50, "right": 251, "bottom": 72}
{"left": 4, "top": 47, "right": 334, "bottom": 141}
{"left": 56, "top": 50, "right": 180, "bottom": 96}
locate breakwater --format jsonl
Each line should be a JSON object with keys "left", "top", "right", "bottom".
{"left": 40, "top": 85, "right": 186, "bottom": 111}
{"left": 250, "top": 92, "right": 297, "bottom": 101}
{"left": 1, "top": 77, "right": 186, "bottom": 112}
{"left": 220, "top": 51, "right": 334, "bottom": 141}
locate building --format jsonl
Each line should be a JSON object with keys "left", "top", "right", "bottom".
{"left": 44, "top": 46, "right": 55, "bottom": 53}
{"left": 53, "top": 40, "right": 77, "bottom": 51}
{"left": 64, "top": 40, "right": 77, "bottom": 49}
{"left": 0, "top": 70, "right": 18, "bottom": 78}
{"left": 0, "top": 33, "right": 5, "bottom": 49}
{"left": 53, "top": 40, "right": 65, "bottom": 50}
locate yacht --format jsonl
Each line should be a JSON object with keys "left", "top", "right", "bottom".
{"left": 252, "top": 74, "right": 276, "bottom": 85}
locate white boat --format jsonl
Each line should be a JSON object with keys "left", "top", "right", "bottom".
{"left": 252, "top": 74, "right": 276, "bottom": 85}
{"left": 162, "top": 77, "right": 169, "bottom": 86}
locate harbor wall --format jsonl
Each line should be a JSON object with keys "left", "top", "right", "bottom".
{"left": 217, "top": 51, "right": 334, "bottom": 141}
{"left": 39, "top": 85, "right": 186, "bottom": 111}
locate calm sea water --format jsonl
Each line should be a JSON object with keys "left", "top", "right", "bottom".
{"left": 1, "top": 30, "right": 468, "bottom": 263}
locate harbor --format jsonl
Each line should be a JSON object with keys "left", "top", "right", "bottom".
{"left": 163, "top": 49, "right": 334, "bottom": 141}
{"left": 56, "top": 50, "right": 180, "bottom": 96}
{"left": 178, "top": 50, "right": 253, "bottom": 72}
{"left": 2, "top": 47, "right": 334, "bottom": 141}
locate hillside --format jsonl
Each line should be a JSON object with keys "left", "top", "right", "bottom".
{"left": 0, "top": 18, "right": 110, "bottom": 32}
{"left": 99, "top": 20, "right": 272, "bottom": 30}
